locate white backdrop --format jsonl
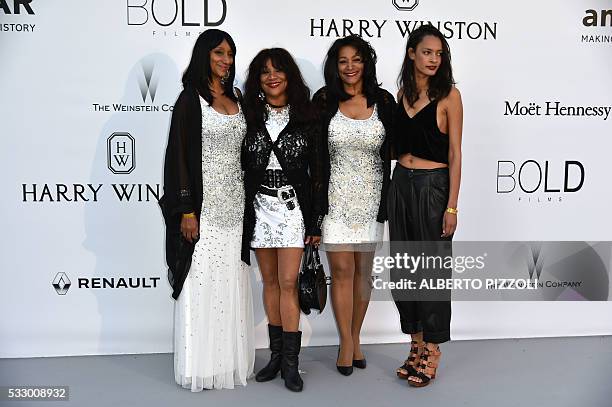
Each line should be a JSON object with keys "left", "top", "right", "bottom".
{"left": 1, "top": 0, "right": 611, "bottom": 358}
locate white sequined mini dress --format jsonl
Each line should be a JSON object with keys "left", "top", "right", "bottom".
{"left": 322, "top": 104, "right": 385, "bottom": 251}
{"left": 251, "top": 105, "right": 305, "bottom": 249}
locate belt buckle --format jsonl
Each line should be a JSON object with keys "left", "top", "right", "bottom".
{"left": 276, "top": 186, "right": 296, "bottom": 210}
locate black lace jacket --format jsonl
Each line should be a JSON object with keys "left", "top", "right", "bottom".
{"left": 312, "top": 86, "right": 396, "bottom": 222}
{"left": 241, "top": 117, "right": 328, "bottom": 265}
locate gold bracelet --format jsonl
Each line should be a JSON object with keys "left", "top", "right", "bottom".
{"left": 445, "top": 207, "right": 458, "bottom": 214}
{"left": 182, "top": 212, "right": 196, "bottom": 219}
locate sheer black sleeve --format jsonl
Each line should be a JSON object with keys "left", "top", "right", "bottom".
{"left": 161, "top": 89, "right": 196, "bottom": 219}
{"left": 376, "top": 88, "right": 397, "bottom": 222}
{"left": 312, "top": 87, "right": 329, "bottom": 118}
{"left": 307, "top": 121, "right": 329, "bottom": 237}
{"left": 379, "top": 89, "right": 397, "bottom": 161}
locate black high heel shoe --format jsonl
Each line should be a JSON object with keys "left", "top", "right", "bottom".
{"left": 336, "top": 348, "right": 353, "bottom": 376}
{"left": 352, "top": 358, "right": 366, "bottom": 369}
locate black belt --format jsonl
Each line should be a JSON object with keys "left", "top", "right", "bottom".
{"left": 258, "top": 185, "right": 297, "bottom": 210}
{"left": 262, "top": 169, "right": 289, "bottom": 188}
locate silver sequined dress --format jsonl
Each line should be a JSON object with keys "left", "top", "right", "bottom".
{"left": 322, "top": 104, "right": 385, "bottom": 251}
{"left": 251, "top": 105, "right": 305, "bottom": 248}
{"left": 174, "top": 95, "right": 255, "bottom": 391}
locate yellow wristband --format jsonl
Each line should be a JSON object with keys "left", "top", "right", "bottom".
{"left": 445, "top": 207, "right": 458, "bottom": 214}
{"left": 182, "top": 212, "right": 196, "bottom": 219}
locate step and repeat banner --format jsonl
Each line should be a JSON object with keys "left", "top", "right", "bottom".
{"left": 1, "top": 0, "right": 611, "bottom": 358}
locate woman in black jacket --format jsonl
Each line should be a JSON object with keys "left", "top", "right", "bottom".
{"left": 312, "top": 35, "right": 395, "bottom": 376}
{"left": 241, "top": 48, "right": 327, "bottom": 392}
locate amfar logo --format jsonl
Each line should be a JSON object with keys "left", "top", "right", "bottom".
{"left": 393, "top": 0, "right": 419, "bottom": 11}
{"left": 139, "top": 61, "right": 157, "bottom": 103}
{"left": 583, "top": 9, "right": 612, "bottom": 27}
{"left": 497, "top": 160, "right": 585, "bottom": 203}
{"left": 581, "top": 8, "right": 611, "bottom": 44}
{"left": 0, "top": 0, "right": 34, "bottom": 14}
{"left": 107, "top": 133, "right": 136, "bottom": 174}
{"left": 0, "top": 0, "right": 36, "bottom": 32}
{"left": 52, "top": 272, "right": 71, "bottom": 295}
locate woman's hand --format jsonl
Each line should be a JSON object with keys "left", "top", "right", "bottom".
{"left": 441, "top": 212, "right": 457, "bottom": 238}
{"left": 304, "top": 235, "right": 321, "bottom": 247}
{"left": 181, "top": 213, "right": 199, "bottom": 243}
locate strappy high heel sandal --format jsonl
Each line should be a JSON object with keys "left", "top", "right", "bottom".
{"left": 396, "top": 341, "right": 422, "bottom": 379}
{"left": 407, "top": 344, "right": 441, "bottom": 387}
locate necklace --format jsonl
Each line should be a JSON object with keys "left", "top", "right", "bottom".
{"left": 267, "top": 101, "right": 288, "bottom": 109}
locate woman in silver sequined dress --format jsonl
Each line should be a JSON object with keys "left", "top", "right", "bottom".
{"left": 313, "top": 35, "right": 396, "bottom": 376}
{"left": 161, "top": 29, "right": 254, "bottom": 391}
{"left": 241, "top": 48, "right": 327, "bottom": 392}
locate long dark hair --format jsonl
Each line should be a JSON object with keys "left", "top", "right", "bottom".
{"left": 323, "top": 34, "right": 380, "bottom": 106}
{"left": 182, "top": 29, "right": 237, "bottom": 104}
{"left": 398, "top": 24, "right": 454, "bottom": 106}
{"left": 244, "top": 48, "right": 313, "bottom": 128}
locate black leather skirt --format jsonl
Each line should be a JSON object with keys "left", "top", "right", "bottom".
{"left": 387, "top": 163, "right": 452, "bottom": 344}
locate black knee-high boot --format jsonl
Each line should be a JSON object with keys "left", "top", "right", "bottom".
{"left": 255, "top": 324, "right": 283, "bottom": 382}
{"left": 280, "top": 331, "right": 303, "bottom": 392}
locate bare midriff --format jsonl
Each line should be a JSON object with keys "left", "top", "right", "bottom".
{"left": 397, "top": 153, "right": 448, "bottom": 170}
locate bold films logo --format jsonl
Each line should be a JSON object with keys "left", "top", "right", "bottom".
{"left": 581, "top": 8, "right": 612, "bottom": 44}
{"left": 496, "top": 160, "right": 585, "bottom": 204}
{"left": 126, "top": 0, "right": 227, "bottom": 38}
{"left": 309, "top": 0, "right": 497, "bottom": 40}
{"left": 0, "top": 0, "right": 36, "bottom": 33}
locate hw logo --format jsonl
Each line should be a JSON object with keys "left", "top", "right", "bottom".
{"left": 527, "top": 245, "right": 544, "bottom": 280}
{"left": 139, "top": 61, "right": 158, "bottom": 103}
{"left": 393, "top": 0, "right": 419, "bottom": 11}
{"left": 107, "top": 133, "right": 136, "bottom": 174}
{"left": 52, "top": 272, "right": 71, "bottom": 295}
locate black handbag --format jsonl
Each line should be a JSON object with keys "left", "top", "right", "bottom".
{"left": 298, "top": 244, "right": 327, "bottom": 314}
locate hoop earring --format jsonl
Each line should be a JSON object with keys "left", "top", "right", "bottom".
{"left": 220, "top": 71, "right": 230, "bottom": 85}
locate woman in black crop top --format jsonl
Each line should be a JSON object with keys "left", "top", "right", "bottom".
{"left": 389, "top": 24, "right": 463, "bottom": 387}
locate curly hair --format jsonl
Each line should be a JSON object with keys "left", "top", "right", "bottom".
{"left": 323, "top": 34, "right": 381, "bottom": 107}
{"left": 243, "top": 48, "right": 313, "bottom": 128}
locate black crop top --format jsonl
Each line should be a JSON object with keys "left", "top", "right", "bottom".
{"left": 393, "top": 99, "right": 449, "bottom": 164}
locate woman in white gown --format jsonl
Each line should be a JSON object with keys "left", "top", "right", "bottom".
{"left": 161, "top": 29, "right": 254, "bottom": 391}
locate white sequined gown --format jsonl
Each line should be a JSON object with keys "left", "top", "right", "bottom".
{"left": 174, "top": 96, "right": 255, "bottom": 391}
{"left": 322, "top": 105, "right": 385, "bottom": 251}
